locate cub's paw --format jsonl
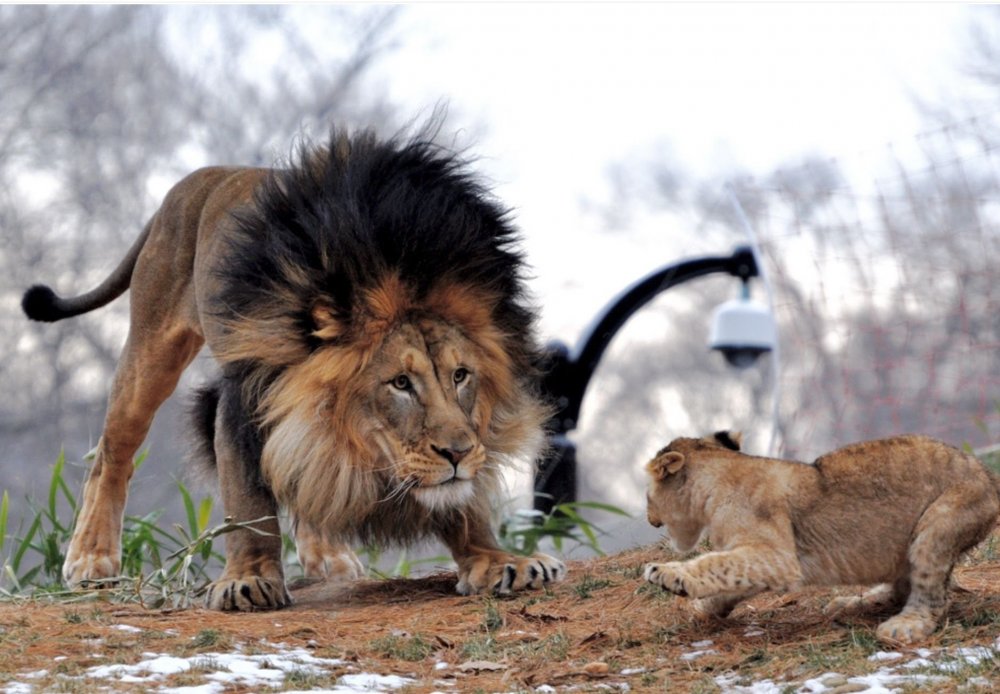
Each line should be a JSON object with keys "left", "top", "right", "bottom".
{"left": 644, "top": 562, "right": 690, "bottom": 597}
{"left": 692, "top": 595, "right": 741, "bottom": 618}
{"left": 457, "top": 552, "right": 566, "bottom": 596}
{"left": 204, "top": 575, "right": 291, "bottom": 612}
{"left": 875, "top": 612, "right": 938, "bottom": 645}
{"left": 824, "top": 584, "right": 896, "bottom": 616}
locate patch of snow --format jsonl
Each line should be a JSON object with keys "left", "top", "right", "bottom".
{"left": 868, "top": 651, "right": 903, "bottom": 662}
{"left": 681, "top": 648, "right": 720, "bottom": 661}
{"left": 1, "top": 684, "right": 34, "bottom": 694}
{"left": 160, "top": 685, "right": 223, "bottom": 694}
{"left": 335, "top": 673, "right": 415, "bottom": 691}
{"left": 717, "top": 641, "right": 1000, "bottom": 693}
{"left": 113, "top": 624, "right": 143, "bottom": 633}
{"left": 16, "top": 671, "right": 47, "bottom": 680}
{"left": 690, "top": 639, "right": 714, "bottom": 648}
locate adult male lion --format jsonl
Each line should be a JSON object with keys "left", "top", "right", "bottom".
{"left": 22, "top": 127, "right": 565, "bottom": 610}
{"left": 643, "top": 431, "right": 999, "bottom": 644}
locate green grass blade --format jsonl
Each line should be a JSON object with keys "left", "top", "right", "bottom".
{"left": 178, "top": 482, "right": 198, "bottom": 540}
{"left": 197, "top": 497, "right": 213, "bottom": 534}
{"left": 47, "top": 451, "right": 66, "bottom": 520}
{"left": 133, "top": 449, "right": 149, "bottom": 472}
{"left": 562, "top": 501, "right": 632, "bottom": 517}
{"left": 0, "top": 490, "right": 8, "bottom": 555}
{"left": 12, "top": 512, "right": 42, "bottom": 572}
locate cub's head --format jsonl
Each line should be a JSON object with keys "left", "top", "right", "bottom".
{"left": 644, "top": 431, "right": 742, "bottom": 552}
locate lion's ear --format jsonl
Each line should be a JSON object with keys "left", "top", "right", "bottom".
{"left": 646, "top": 451, "right": 685, "bottom": 481}
{"left": 713, "top": 430, "right": 742, "bottom": 451}
{"left": 311, "top": 301, "right": 345, "bottom": 341}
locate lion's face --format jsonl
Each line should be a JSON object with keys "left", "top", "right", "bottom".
{"left": 367, "top": 319, "right": 490, "bottom": 511}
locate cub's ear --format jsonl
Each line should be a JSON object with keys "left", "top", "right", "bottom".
{"left": 646, "top": 451, "right": 685, "bottom": 481}
{"left": 713, "top": 430, "right": 742, "bottom": 451}
{"left": 311, "top": 301, "right": 345, "bottom": 341}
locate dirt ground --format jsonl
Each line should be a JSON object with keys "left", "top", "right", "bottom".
{"left": 2, "top": 541, "right": 1000, "bottom": 693}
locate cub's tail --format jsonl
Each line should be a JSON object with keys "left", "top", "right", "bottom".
{"left": 22, "top": 219, "right": 153, "bottom": 322}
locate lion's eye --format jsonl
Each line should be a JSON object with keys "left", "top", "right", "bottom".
{"left": 391, "top": 374, "right": 412, "bottom": 391}
{"left": 453, "top": 368, "right": 469, "bottom": 385}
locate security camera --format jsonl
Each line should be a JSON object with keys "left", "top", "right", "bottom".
{"left": 708, "top": 294, "right": 776, "bottom": 368}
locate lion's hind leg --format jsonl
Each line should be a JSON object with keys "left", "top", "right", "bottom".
{"left": 876, "top": 481, "right": 999, "bottom": 645}
{"left": 64, "top": 329, "right": 202, "bottom": 588}
{"left": 292, "top": 520, "right": 365, "bottom": 581}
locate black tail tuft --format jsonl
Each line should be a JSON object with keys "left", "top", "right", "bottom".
{"left": 22, "top": 285, "right": 64, "bottom": 322}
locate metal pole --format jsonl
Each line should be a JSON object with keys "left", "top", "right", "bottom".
{"left": 535, "top": 246, "right": 760, "bottom": 513}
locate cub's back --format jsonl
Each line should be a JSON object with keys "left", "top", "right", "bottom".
{"left": 812, "top": 435, "right": 990, "bottom": 499}
{"left": 792, "top": 435, "right": 997, "bottom": 585}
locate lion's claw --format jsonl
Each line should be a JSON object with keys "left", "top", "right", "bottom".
{"left": 204, "top": 576, "right": 291, "bottom": 611}
{"left": 458, "top": 552, "right": 566, "bottom": 595}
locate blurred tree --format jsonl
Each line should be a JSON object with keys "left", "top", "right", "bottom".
{"left": 0, "top": 5, "right": 404, "bottom": 508}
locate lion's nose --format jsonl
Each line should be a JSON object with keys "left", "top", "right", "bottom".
{"left": 432, "top": 444, "right": 472, "bottom": 467}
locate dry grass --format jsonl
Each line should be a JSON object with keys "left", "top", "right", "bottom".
{"left": 1, "top": 538, "right": 1000, "bottom": 692}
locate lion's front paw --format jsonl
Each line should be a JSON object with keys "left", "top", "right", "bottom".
{"left": 457, "top": 552, "right": 566, "bottom": 596}
{"left": 204, "top": 575, "right": 291, "bottom": 612}
{"left": 644, "top": 562, "right": 690, "bottom": 597}
{"left": 875, "top": 612, "right": 938, "bottom": 645}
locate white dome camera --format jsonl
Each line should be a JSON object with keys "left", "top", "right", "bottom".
{"left": 708, "top": 291, "right": 776, "bottom": 369}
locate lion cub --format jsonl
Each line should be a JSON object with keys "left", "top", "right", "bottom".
{"left": 643, "top": 431, "right": 1000, "bottom": 645}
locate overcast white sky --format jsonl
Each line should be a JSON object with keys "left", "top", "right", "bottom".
{"left": 355, "top": 3, "right": 973, "bottom": 343}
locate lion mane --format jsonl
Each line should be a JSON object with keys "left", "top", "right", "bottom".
{"left": 191, "top": 129, "right": 548, "bottom": 550}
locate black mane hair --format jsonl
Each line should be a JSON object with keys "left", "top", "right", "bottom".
{"left": 217, "top": 126, "right": 537, "bottom": 370}
{"left": 193, "top": 126, "right": 544, "bottom": 485}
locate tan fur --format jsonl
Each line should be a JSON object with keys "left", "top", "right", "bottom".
{"left": 45, "top": 165, "right": 564, "bottom": 609}
{"left": 643, "top": 432, "right": 1000, "bottom": 645}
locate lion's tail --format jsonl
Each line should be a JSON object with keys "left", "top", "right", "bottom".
{"left": 22, "top": 218, "right": 153, "bottom": 322}
{"left": 188, "top": 382, "right": 220, "bottom": 478}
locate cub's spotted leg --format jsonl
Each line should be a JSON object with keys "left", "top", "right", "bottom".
{"left": 292, "top": 520, "right": 365, "bottom": 580}
{"left": 440, "top": 509, "right": 565, "bottom": 595}
{"left": 876, "top": 484, "right": 998, "bottom": 645}
{"left": 204, "top": 393, "right": 289, "bottom": 611}
{"left": 644, "top": 545, "right": 802, "bottom": 608}
{"left": 64, "top": 327, "right": 203, "bottom": 588}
